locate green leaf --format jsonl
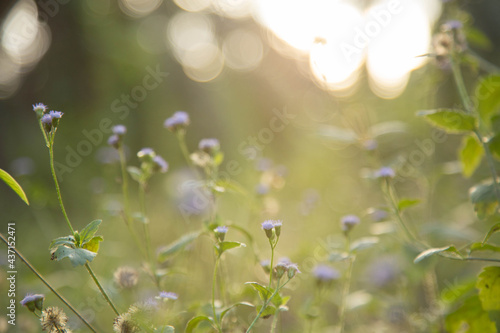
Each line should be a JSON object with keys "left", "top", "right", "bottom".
{"left": 477, "top": 266, "right": 500, "bottom": 311}
{"left": 469, "top": 242, "right": 500, "bottom": 253}
{"left": 317, "top": 125, "right": 357, "bottom": 143}
{"left": 79, "top": 220, "right": 102, "bottom": 245}
{"left": 52, "top": 246, "right": 97, "bottom": 267}
{"left": 49, "top": 236, "right": 76, "bottom": 250}
{"left": 127, "top": 166, "right": 143, "bottom": 183}
{"left": 489, "top": 134, "right": 500, "bottom": 161}
{"left": 445, "top": 295, "right": 496, "bottom": 333}
{"left": 397, "top": 198, "right": 421, "bottom": 212}
{"left": 157, "top": 231, "right": 202, "bottom": 262}
{"left": 417, "top": 109, "right": 477, "bottom": 133}
{"left": 246, "top": 282, "right": 271, "bottom": 301}
{"left": 470, "top": 183, "right": 499, "bottom": 219}
{"left": 350, "top": 237, "right": 379, "bottom": 252}
{"left": 220, "top": 302, "right": 254, "bottom": 322}
{"left": 466, "top": 27, "right": 492, "bottom": 50}
{"left": 185, "top": 315, "right": 214, "bottom": 333}
{"left": 0, "top": 168, "right": 29, "bottom": 205}
{"left": 476, "top": 75, "right": 500, "bottom": 124}
{"left": 414, "top": 245, "right": 462, "bottom": 263}
{"left": 215, "top": 241, "right": 246, "bottom": 256}
{"left": 256, "top": 304, "right": 276, "bottom": 318}
{"left": 155, "top": 326, "right": 175, "bottom": 333}
{"left": 82, "top": 236, "right": 103, "bottom": 253}
{"left": 460, "top": 135, "right": 484, "bottom": 177}
{"left": 483, "top": 223, "right": 500, "bottom": 244}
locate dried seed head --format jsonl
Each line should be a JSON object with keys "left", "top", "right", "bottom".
{"left": 40, "top": 306, "right": 68, "bottom": 332}
{"left": 113, "top": 266, "right": 139, "bottom": 289}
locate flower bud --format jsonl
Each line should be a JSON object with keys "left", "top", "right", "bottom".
{"left": 274, "top": 262, "right": 288, "bottom": 279}
{"left": 273, "top": 220, "right": 282, "bottom": 237}
{"left": 287, "top": 263, "right": 300, "bottom": 279}
{"left": 198, "top": 138, "right": 220, "bottom": 155}
{"left": 341, "top": 215, "right": 360, "bottom": 234}
{"left": 164, "top": 111, "right": 190, "bottom": 132}
{"left": 214, "top": 226, "right": 228, "bottom": 242}
{"left": 261, "top": 220, "right": 274, "bottom": 239}
{"left": 32, "top": 103, "right": 47, "bottom": 118}
{"left": 20, "top": 294, "right": 45, "bottom": 313}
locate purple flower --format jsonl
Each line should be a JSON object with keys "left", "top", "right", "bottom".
{"left": 164, "top": 111, "right": 190, "bottom": 132}
{"left": 198, "top": 138, "right": 220, "bottom": 154}
{"left": 261, "top": 220, "right": 274, "bottom": 230}
{"left": 444, "top": 20, "right": 462, "bottom": 30}
{"left": 33, "top": 103, "right": 47, "bottom": 113}
{"left": 215, "top": 226, "right": 228, "bottom": 234}
{"left": 107, "top": 134, "right": 120, "bottom": 149}
{"left": 48, "top": 111, "right": 63, "bottom": 119}
{"left": 41, "top": 114, "right": 52, "bottom": 125}
{"left": 370, "top": 209, "right": 388, "bottom": 222}
{"left": 313, "top": 265, "right": 339, "bottom": 282}
{"left": 278, "top": 257, "right": 291, "bottom": 265}
{"left": 153, "top": 155, "right": 168, "bottom": 173}
{"left": 274, "top": 262, "right": 288, "bottom": 278}
{"left": 137, "top": 147, "right": 155, "bottom": 161}
{"left": 375, "top": 167, "right": 395, "bottom": 179}
{"left": 20, "top": 294, "right": 45, "bottom": 312}
{"left": 112, "top": 125, "right": 127, "bottom": 136}
{"left": 157, "top": 291, "right": 178, "bottom": 300}
{"left": 286, "top": 263, "right": 301, "bottom": 278}
{"left": 341, "top": 215, "right": 360, "bottom": 233}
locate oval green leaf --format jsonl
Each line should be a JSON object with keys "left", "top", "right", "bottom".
{"left": 417, "top": 109, "right": 477, "bottom": 133}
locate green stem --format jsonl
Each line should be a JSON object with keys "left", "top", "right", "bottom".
{"left": 450, "top": 53, "right": 500, "bottom": 204}
{"left": 139, "top": 184, "right": 159, "bottom": 288}
{"left": 339, "top": 237, "right": 354, "bottom": 333}
{"left": 84, "top": 263, "right": 120, "bottom": 316}
{"left": 270, "top": 310, "right": 279, "bottom": 333}
{"left": 212, "top": 255, "right": 222, "bottom": 332}
{"left": 0, "top": 233, "right": 97, "bottom": 332}
{"left": 118, "top": 148, "right": 146, "bottom": 258}
{"left": 246, "top": 277, "right": 288, "bottom": 333}
{"left": 48, "top": 145, "right": 75, "bottom": 235}
{"left": 268, "top": 239, "right": 276, "bottom": 289}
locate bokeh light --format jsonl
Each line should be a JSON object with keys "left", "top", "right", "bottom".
{"left": 118, "top": 0, "right": 163, "bottom": 18}
{"left": 222, "top": 29, "right": 263, "bottom": 71}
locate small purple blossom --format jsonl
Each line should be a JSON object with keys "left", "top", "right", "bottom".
{"left": 157, "top": 291, "right": 178, "bottom": 300}
{"left": 112, "top": 125, "right": 127, "bottom": 136}
{"left": 107, "top": 134, "right": 120, "bottom": 149}
{"left": 33, "top": 103, "right": 47, "bottom": 114}
{"left": 313, "top": 265, "right": 339, "bottom": 282}
{"left": 198, "top": 138, "right": 220, "bottom": 153}
{"left": 444, "top": 20, "right": 463, "bottom": 30}
{"left": 375, "top": 167, "right": 395, "bottom": 179}
{"left": 286, "top": 263, "right": 301, "bottom": 278}
{"left": 153, "top": 155, "right": 168, "bottom": 173}
{"left": 137, "top": 147, "right": 155, "bottom": 160}
{"left": 274, "top": 262, "right": 288, "bottom": 278}
{"left": 41, "top": 114, "right": 52, "bottom": 125}
{"left": 261, "top": 221, "right": 274, "bottom": 230}
{"left": 215, "top": 226, "right": 228, "bottom": 234}
{"left": 341, "top": 215, "right": 360, "bottom": 233}
{"left": 20, "top": 294, "right": 45, "bottom": 312}
{"left": 164, "top": 111, "right": 190, "bottom": 132}
{"left": 370, "top": 209, "right": 388, "bottom": 222}
{"left": 48, "top": 111, "right": 63, "bottom": 119}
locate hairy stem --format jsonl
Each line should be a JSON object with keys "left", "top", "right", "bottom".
{"left": 0, "top": 233, "right": 97, "bottom": 332}
{"left": 212, "top": 256, "right": 222, "bottom": 332}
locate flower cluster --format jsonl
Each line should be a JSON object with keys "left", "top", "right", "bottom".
{"left": 261, "top": 220, "right": 282, "bottom": 239}
{"left": 164, "top": 111, "right": 190, "bottom": 132}
{"left": 33, "top": 103, "right": 63, "bottom": 133}
{"left": 108, "top": 124, "right": 127, "bottom": 149}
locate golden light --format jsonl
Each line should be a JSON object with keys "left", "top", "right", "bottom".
{"left": 118, "top": 0, "right": 163, "bottom": 18}
{"left": 222, "top": 29, "right": 263, "bottom": 71}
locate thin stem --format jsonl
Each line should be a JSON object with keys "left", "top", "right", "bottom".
{"left": 270, "top": 310, "right": 279, "bottom": 333}
{"left": 118, "top": 148, "right": 145, "bottom": 258}
{"left": 139, "top": 183, "right": 159, "bottom": 288}
{"left": 0, "top": 233, "right": 97, "bottom": 332}
{"left": 339, "top": 237, "right": 354, "bottom": 333}
{"left": 84, "top": 263, "right": 120, "bottom": 316}
{"left": 268, "top": 239, "right": 276, "bottom": 289}
{"left": 246, "top": 277, "right": 289, "bottom": 333}
{"left": 177, "top": 131, "right": 192, "bottom": 167}
{"left": 450, "top": 53, "right": 500, "bottom": 204}
{"left": 212, "top": 255, "right": 222, "bottom": 332}
{"left": 48, "top": 145, "right": 75, "bottom": 235}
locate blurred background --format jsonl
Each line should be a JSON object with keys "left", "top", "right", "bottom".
{"left": 1, "top": 0, "right": 500, "bottom": 331}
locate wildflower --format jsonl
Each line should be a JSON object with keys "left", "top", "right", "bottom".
{"left": 152, "top": 155, "right": 168, "bottom": 173}
{"left": 33, "top": 103, "right": 47, "bottom": 117}
{"left": 273, "top": 220, "right": 282, "bottom": 237}
{"left": 113, "top": 267, "right": 139, "bottom": 289}
{"left": 214, "top": 226, "right": 228, "bottom": 242}
{"left": 113, "top": 312, "right": 139, "bottom": 333}
{"left": 41, "top": 114, "right": 53, "bottom": 131}
{"left": 341, "top": 215, "right": 360, "bottom": 234}
{"left": 260, "top": 259, "right": 271, "bottom": 274}
{"left": 274, "top": 262, "right": 288, "bottom": 278}
{"left": 20, "top": 294, "right": 44, "bottom": 312}
{"left": 313, "top": 264, "right": 339, "bottom": 285}
{"left": 48, "top": 110, "right": 63, "bottom": 119}
{"left": 137, "top": 148, "right": 155, "bottom": 164}
{"left": 108, "top": 134, "right": 121, "bottom": 149}
{"left": 113, "top": 125, "right": 127, "bottom": 136}
{"left": 40, "top": 306, "right": 68, "bottom": 332}
{"left": 156, "top": 291, "right": 178, "bottom": 300}
{"left": 164, "top": 111, "right": 190, "bottom": 132}
{"left": 286, "top": 263, "right": 301, "bottom": 279}
{"left": 370, "top": 209, "right": 388, "bottom": 222}
{"left": 443, "top": 20, "right": 463, "bottom": 31}
{"left": 261, "top": 220, "right": 274, "bottom": 239}
{"left": 198, "top": 138, "right": 220, "bottom": 154}
{"left": 375, "top": 167, "right": 395, "bottom": 179}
